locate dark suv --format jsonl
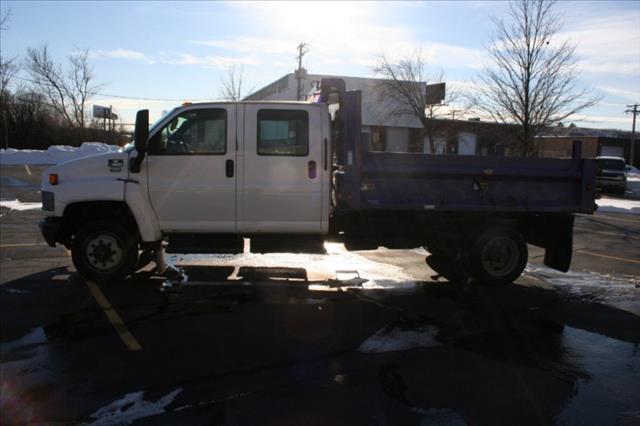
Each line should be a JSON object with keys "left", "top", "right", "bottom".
{"left": 596, "top": 156, "right": 627, "bottom": 195}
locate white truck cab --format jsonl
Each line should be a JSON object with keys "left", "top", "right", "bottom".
{"left": 40, "top": 101, "right": 332, "bottom": 282}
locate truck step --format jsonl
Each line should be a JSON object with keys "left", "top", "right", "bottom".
{"left": 166, "top": 234, "right": 244, "bottom": 254}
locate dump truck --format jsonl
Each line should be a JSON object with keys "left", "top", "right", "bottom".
{"left": 39, "top": 78, "right": 597, "bottom": 285}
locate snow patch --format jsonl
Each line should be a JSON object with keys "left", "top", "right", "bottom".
{"left": 87, "top": 388, "right": 182, "bottom": 426}
{"left": 0, "top": 142, "right": 121, "bottom": 165}
{"left": 359, "top": 323, "right": 440, "bottom": 353}
{"left": 0, "top": 199, "right": 42, "bottom": 211}
{"left": 526, "top": 263, "right": 640, "bottom": 316}
{"left": 595, "top": 197, "right": 640, "bottom": 215}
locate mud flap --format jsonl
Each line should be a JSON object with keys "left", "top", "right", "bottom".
{"left": 527, "top": 214, "right": 574, "bottom": 272}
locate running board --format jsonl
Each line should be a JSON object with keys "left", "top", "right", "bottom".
{"left": 165, "top": 234, "right": 244, "bottom": 254}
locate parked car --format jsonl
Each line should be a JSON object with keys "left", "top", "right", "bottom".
{"left": 595, "top": 156, "right": 627, "bottom": 195}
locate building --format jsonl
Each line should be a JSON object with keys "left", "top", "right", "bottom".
{"left": 246, "top": 73, "right": 517, "bottom": 156}
{"left": 537, "top": 134, "right": 639, "bottom": 166}
{"left": 247, "top": 72, "right": 640, "bottom": 165}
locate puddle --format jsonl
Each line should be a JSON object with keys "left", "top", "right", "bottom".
{"left": 0, "top": 327, "right": 48, "bottom": 353}
{"left": 556, "top": 327, "right": 640, "bottom": 424}
{"left": 526, "top": 264, "right": 640, "bottom": 316}
{"left": 411, "top": 407, "right": 467, "bottom": 426}
{"left": 359, "top": 322, "right": 440, "bottom": 353}
{"left": 87, "top": 388, "right": 182, "bottom": 426}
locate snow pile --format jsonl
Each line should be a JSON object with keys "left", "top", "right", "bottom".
{"left": 596, "top": 197, "right": 640, "bottom": 215}
{"left": 0, "top": 199, "right": 42, "bottom": 211}
{"left": 88, "top": 388, "right": 182, "bottom": 426}
{"left": 627, "top": 165, "right": 640, "bottom": 180}
{"left": 0, "top": 142, "right": 121, "bottom": 165}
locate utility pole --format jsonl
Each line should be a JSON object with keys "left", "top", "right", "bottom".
{"left": 295, "top": 42, "right": 309, "bottom": 101}
{"left": 626, "top": 103, "right": 639, "bottom": 167}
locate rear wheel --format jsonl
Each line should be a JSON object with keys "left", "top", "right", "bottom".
{"left": 71, "top": 221, "right": 139, "bottom": 283}
{"left": 469, "top": 227, "right": 527, "bottom": 285}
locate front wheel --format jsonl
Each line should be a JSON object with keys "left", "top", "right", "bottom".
{"left": 71, "top": 221, "right": 139, "bottom": 283}
{"left": 469, "top": 227, "right": 527, "bottom": 285}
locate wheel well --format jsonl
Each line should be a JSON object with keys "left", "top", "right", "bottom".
{"left": 61, "top": 201, "right": 139, "bottom": 244}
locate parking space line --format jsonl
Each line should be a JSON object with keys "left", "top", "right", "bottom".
{"left": 85, "top": 280, "right": 142, "bottom": 351}
{"left": 0, "top": 243, "right": 49, "bottom": 248}
{"left": 24, "top": 164, "right": 32, "bottom": 175}
{"left": 575, "top": 250, "right": 640, "bottom": 265}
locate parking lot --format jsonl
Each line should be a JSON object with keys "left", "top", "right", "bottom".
{"left": 1, "top": 165, "right": 639, "bottom": 425}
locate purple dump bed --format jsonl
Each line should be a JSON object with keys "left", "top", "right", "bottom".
{"left": 354, "top": 151, "right": 597, "bottom": 214}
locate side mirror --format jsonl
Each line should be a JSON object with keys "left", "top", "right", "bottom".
{"left": 134, "top": 109, "right": 149, "bottom": 152}
{"left": 130, "top": 109, "right": 149, "bottom": 173}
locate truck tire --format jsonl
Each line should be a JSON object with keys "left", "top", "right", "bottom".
{"left": 469, "top": 227, "right": 527, "bottom": 285}
{"left": 71, "top": 221, "right": 139, "bottom": 283}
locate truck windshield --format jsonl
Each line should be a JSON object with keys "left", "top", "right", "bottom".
{"left": 597, "top": 159, "right": 625, "bottom": 170}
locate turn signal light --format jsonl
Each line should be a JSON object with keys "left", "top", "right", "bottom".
{"left": 49, "top": 174, "right": 59, "bottom": 185}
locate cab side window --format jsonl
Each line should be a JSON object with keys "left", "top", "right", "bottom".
{"left": 149, "top": 109, "right": 227, "bottom": 155}
{"left": 257, "top": 110, "right": 308, "bottom": 156}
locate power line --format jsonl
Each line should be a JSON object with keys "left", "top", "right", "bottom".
{"left": 11, "top": 75, "right": 218, "bottom": 102}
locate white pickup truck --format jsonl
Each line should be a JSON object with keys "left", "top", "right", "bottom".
{"left": 40, "top": 79, "right": 597, "bottom": 285}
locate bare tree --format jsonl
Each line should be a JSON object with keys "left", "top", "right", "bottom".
{"left": 25, "top": 45, "right": 101, "bottom": 128}
{"left": 1, "top": 8, "right": 19, "bottom": 95}
{"left": 373, "top": 51, "right": 470, "bottom": 154}
{"left": 479, "top": 0, "right": 600, "bottom": 156}
{"left": 0, "top": 7, "right": 11, "bottom": 30}
{"left": 219, "top": 64, "right": 253, "bottom": 101}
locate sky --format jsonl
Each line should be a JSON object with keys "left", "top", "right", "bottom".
{"left": 1, "top": 0, "right": 639, "bottom": 130}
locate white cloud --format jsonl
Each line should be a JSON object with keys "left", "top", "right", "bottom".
{"left": 198, "top": 2, "right": 484, "bottom": 73}
{"left": 597, "top": 86, "right": 640, "bottom": 102}
{"left": 95, "top": 48, "right": 259, "bottom": 70}
{"left": 559, "top": 13, "right": 640, "bottom": 76}
{"left": 94, "top": 48, "right": 155, "bottom": 64}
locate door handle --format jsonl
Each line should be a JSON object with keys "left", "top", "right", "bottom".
{"left": 226, "top": 159, "right": 234, "bottom": 178}
{"left": 323, "top": 138, "right": 328, "bottom": 171}
{"left": 308, "top": 161, "right": 317, "bottom": 179}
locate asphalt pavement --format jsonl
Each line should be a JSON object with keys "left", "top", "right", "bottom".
{"left": 1, "top": 165, "right": 639, "bottom": 425}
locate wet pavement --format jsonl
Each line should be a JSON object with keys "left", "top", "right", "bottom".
{"left": 1, "top": 165, "right": 639, "bottom": 425}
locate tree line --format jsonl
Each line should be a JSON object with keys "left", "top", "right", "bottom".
{"left": 1, "top": 10, "right": 126, "bottom": 150}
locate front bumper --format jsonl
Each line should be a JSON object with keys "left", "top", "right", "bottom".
{"left": 39, "top": 218, "right": 62, "bottom": 247}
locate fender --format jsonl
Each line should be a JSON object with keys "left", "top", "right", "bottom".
{"left": 124, "top": 176, "right": 162, "bottom": 242}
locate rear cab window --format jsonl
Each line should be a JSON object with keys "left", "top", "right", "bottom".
{"left": 257, "top": 109, "right": 309, "bottom": 156}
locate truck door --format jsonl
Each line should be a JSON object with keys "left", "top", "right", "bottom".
{"left": 146, "top": 105, "right": 237, "bottom": 232}
{"left": 240, "top": 104, "right": 324, "bottom": 233}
